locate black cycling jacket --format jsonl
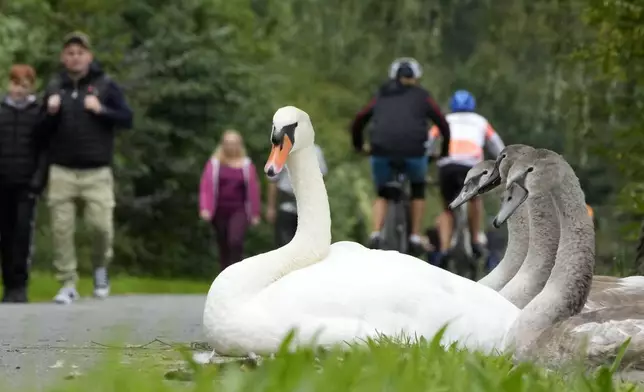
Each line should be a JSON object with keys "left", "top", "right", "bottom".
{"left": 350, "top": 80, "right": 450, "bottom": 158}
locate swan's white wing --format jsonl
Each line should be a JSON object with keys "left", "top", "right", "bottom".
{"left": 248, "top": 245, "right": 519, "bottom": 354}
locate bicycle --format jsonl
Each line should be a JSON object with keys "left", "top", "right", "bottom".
{"left": 380, "top": 159, "right": 412, "bottom": 254}
{"left": 426, "top": 171, "right": 485, "bottom": 279}
{"left": 446, "top": 201, "right": 480, "bottom": 279}
{"left": 380, "top": 153, "right": 442, "bottom": 256}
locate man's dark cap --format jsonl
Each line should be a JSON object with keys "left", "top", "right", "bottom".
{"left": 63, "top": 31, "right": 91, "bottom": 49}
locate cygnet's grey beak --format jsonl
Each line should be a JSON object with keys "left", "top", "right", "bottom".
{"left": 492, "top": 182, "right": 529, "bottom": 228}
{"left": 478, "top": 159, "right": 503, "bottom": 194}
{"left": 449, "top": 179, "right": 479, "bottom": 210}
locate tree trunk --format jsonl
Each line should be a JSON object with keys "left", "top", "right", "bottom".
{"left": 636, "top": 220, "right": 644, "bottom": 275}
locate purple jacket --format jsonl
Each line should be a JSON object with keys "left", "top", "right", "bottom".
{"left": 199, "top": 157, "right": 261, "bottom": 221}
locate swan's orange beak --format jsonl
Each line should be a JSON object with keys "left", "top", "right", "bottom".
{"left": 265, "top": 137, "right": 293, "bottom": 178}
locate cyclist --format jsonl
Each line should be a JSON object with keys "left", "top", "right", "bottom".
{"left": 428, "top": 90, "right": 505, "bottom": 266}
{"left": 350, "top": 58, "right": 451, "bottom": 254}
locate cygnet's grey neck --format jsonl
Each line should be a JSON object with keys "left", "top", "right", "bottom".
{"left": 504, "top": 169, "right": 595, "bottom": 351}
{"left": 498, "top": 192, "right": 559, "bottom": 308}
{"left": 478, "top": 202, "right": 529, "bottom": 291}
{"left": 540, "top": 173, "right": 595, "bottom": 316}
{"left": 477, "top": 178, "right": 529, "bottom": 291}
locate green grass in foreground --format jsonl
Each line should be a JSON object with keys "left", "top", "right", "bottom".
{"left": 27, "top": 271, "right": 211, "bottom": 302}
{"left": 36, "top": 332, "right": 642, "bottom": 392}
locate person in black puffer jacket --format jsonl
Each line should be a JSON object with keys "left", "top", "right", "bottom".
{"left": 0, "top": 64, "right": 52, "bottom": 303}
{"left": 350, "top": 57, "right": 451, "bottom": 255}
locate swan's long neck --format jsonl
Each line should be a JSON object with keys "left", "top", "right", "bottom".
{"left": 498, "top": 193, "right": 559, "bottom": 308}
{"left": 504, "top": 171, "right": 594, "bottom": 350}
{"left": 284, "top": 146, "right": 332, "bottom": 253}
{"left": 206, "top": 145, "right": 331, "bottom": 303}
{"left": 478, "top": 198, "right": 529, "bottom": 291}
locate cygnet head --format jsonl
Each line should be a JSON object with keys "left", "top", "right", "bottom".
{"left": 448, "top": 160, "right": 495, "bottom": 209}
{"left": 478, "top": 144, "right": 536, "bottom": 195}
{"left": 492, "top": 150, "right": 563, "bottom": 228}
{"left": 265, "top": 106, "right": 315, "bottom": 178}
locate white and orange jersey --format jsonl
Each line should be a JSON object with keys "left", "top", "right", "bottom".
{"left": 428, "top": 112, "right": 505, "bottom": 167}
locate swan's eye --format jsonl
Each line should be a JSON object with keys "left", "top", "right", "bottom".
{"left": 482, "top": 170, "right": 488, "bottom": 175}
{"left": 527, "top": 167, "right": 534, "bottom": 173}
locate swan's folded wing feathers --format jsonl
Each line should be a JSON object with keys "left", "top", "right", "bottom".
{"left": 251, "top": 248, "right": 518, "bottom": 353}
{"left": 618, "top": 276, "right": 644, "bottom": 287}
{"left": 585, "top": 289, "right": 644, "bottom": 311}
{"left": 528, "top": 304, "right": 644, "bottom": 370}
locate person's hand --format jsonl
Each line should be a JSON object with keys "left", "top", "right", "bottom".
{"left": 251, "top": 216, "right": 261, "bottom": 226}
{"left": 47, "top": 94, "right": 61, "bottom": 114}
{"left": 200, "top": 210, "right": 211, "bottom": 221}
{"left": 84, "top": 95, "right": 103, "bottom": 114}
{"left": 266, "top": 207, "right": 276, "bottom": 224}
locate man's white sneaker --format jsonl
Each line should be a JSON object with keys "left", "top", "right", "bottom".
{"left": 93, "top": 285, "right": 110, "bottom": 299}
{"left": 53, "top": 285, "right": 79, "bottom": 305}
{"left": 93, "top": 267, "right": 110, "bottom": 299}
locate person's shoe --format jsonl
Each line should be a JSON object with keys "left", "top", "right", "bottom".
{"left": 471, "top": 242, "right": 485, "bottom": 259}
{"left": 427, "top": 251, "right": 441, "bottom": 266}
{"left": 1, "top": 287, "right": 28, "bottom": 303}
{"left": 409, "top": 234, "right": 429, "bottom": 256}
{"left": 53, "top": 284, "right": 79, "bottom": 305}
{"left": 6, "top": 287, "right": 28, "bottom": 303}
{"left": 367, "top": 232, "right": 382, "bottom": 249}
{"left": 435, "top": 251, "right": 452, "bottom": 270}
{"left": 93, "top": 267, "right": 110, "bottom": 299}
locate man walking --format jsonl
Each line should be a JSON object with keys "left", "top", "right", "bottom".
{"left": 44, "top": 32, "right": 133, "bottom": 304}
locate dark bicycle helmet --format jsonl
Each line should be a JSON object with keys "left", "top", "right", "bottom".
{"left": 388, "top": 57, "right": 422, "bottom": 79}
{"left": 449, "top": 90, "right": 476, "bottom": 112}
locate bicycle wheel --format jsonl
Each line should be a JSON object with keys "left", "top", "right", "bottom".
{"left": 396, "top": 200, "right": 410, "bottom": 254}
{"left": 382, "top": 200, "right": 408, "bottom": 253}
{"left": 450, "top": 205, "right": 477, "bottom": 279}
{"left": 381, "top": 200, "right": 399, "bottom": 251}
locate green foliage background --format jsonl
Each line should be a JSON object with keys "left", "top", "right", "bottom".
{"left": 1, "top": 0, "right": 642, "bottom": 279}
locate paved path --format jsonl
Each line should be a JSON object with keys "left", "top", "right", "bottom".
{"left": 3, "top": 295, "right": 643, "bottom": 390}
{"left": 0, "top": 295, "right": 206, "bottom": 390}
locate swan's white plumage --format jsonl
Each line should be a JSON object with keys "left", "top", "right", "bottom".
{"left": 249, "top": 242, "right": 519, "bottom": 352}
{"left": 202, "top": 106, "right": 520, "bottom": 357}
{"left": 204, "top": 233, "right": 520, "bottom": 357}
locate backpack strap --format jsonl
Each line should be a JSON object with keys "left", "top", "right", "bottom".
{"left": 45, "top": 75, "right": 63, "bottom": 95}
{"left": 86, "top": 74, "right": 112, "bottom": 97}
{"left": 45, "top": 73, "right": 112, "bottom": 97}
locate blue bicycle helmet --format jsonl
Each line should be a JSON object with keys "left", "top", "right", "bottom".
{"left": 449, "top": 90, "right": 476, "bottom": 112}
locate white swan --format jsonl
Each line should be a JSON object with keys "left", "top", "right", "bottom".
{"left": 202, "top": 106, "right": 520, "bottom": 357}
{"left": 465, "top": 144, "right": 644, "bottom": 312}
{"left": 493, "top": 150, "right": 644, "bottom": 369}
{"left": 448, "top": 160, "right": 529, "bottom": 292}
